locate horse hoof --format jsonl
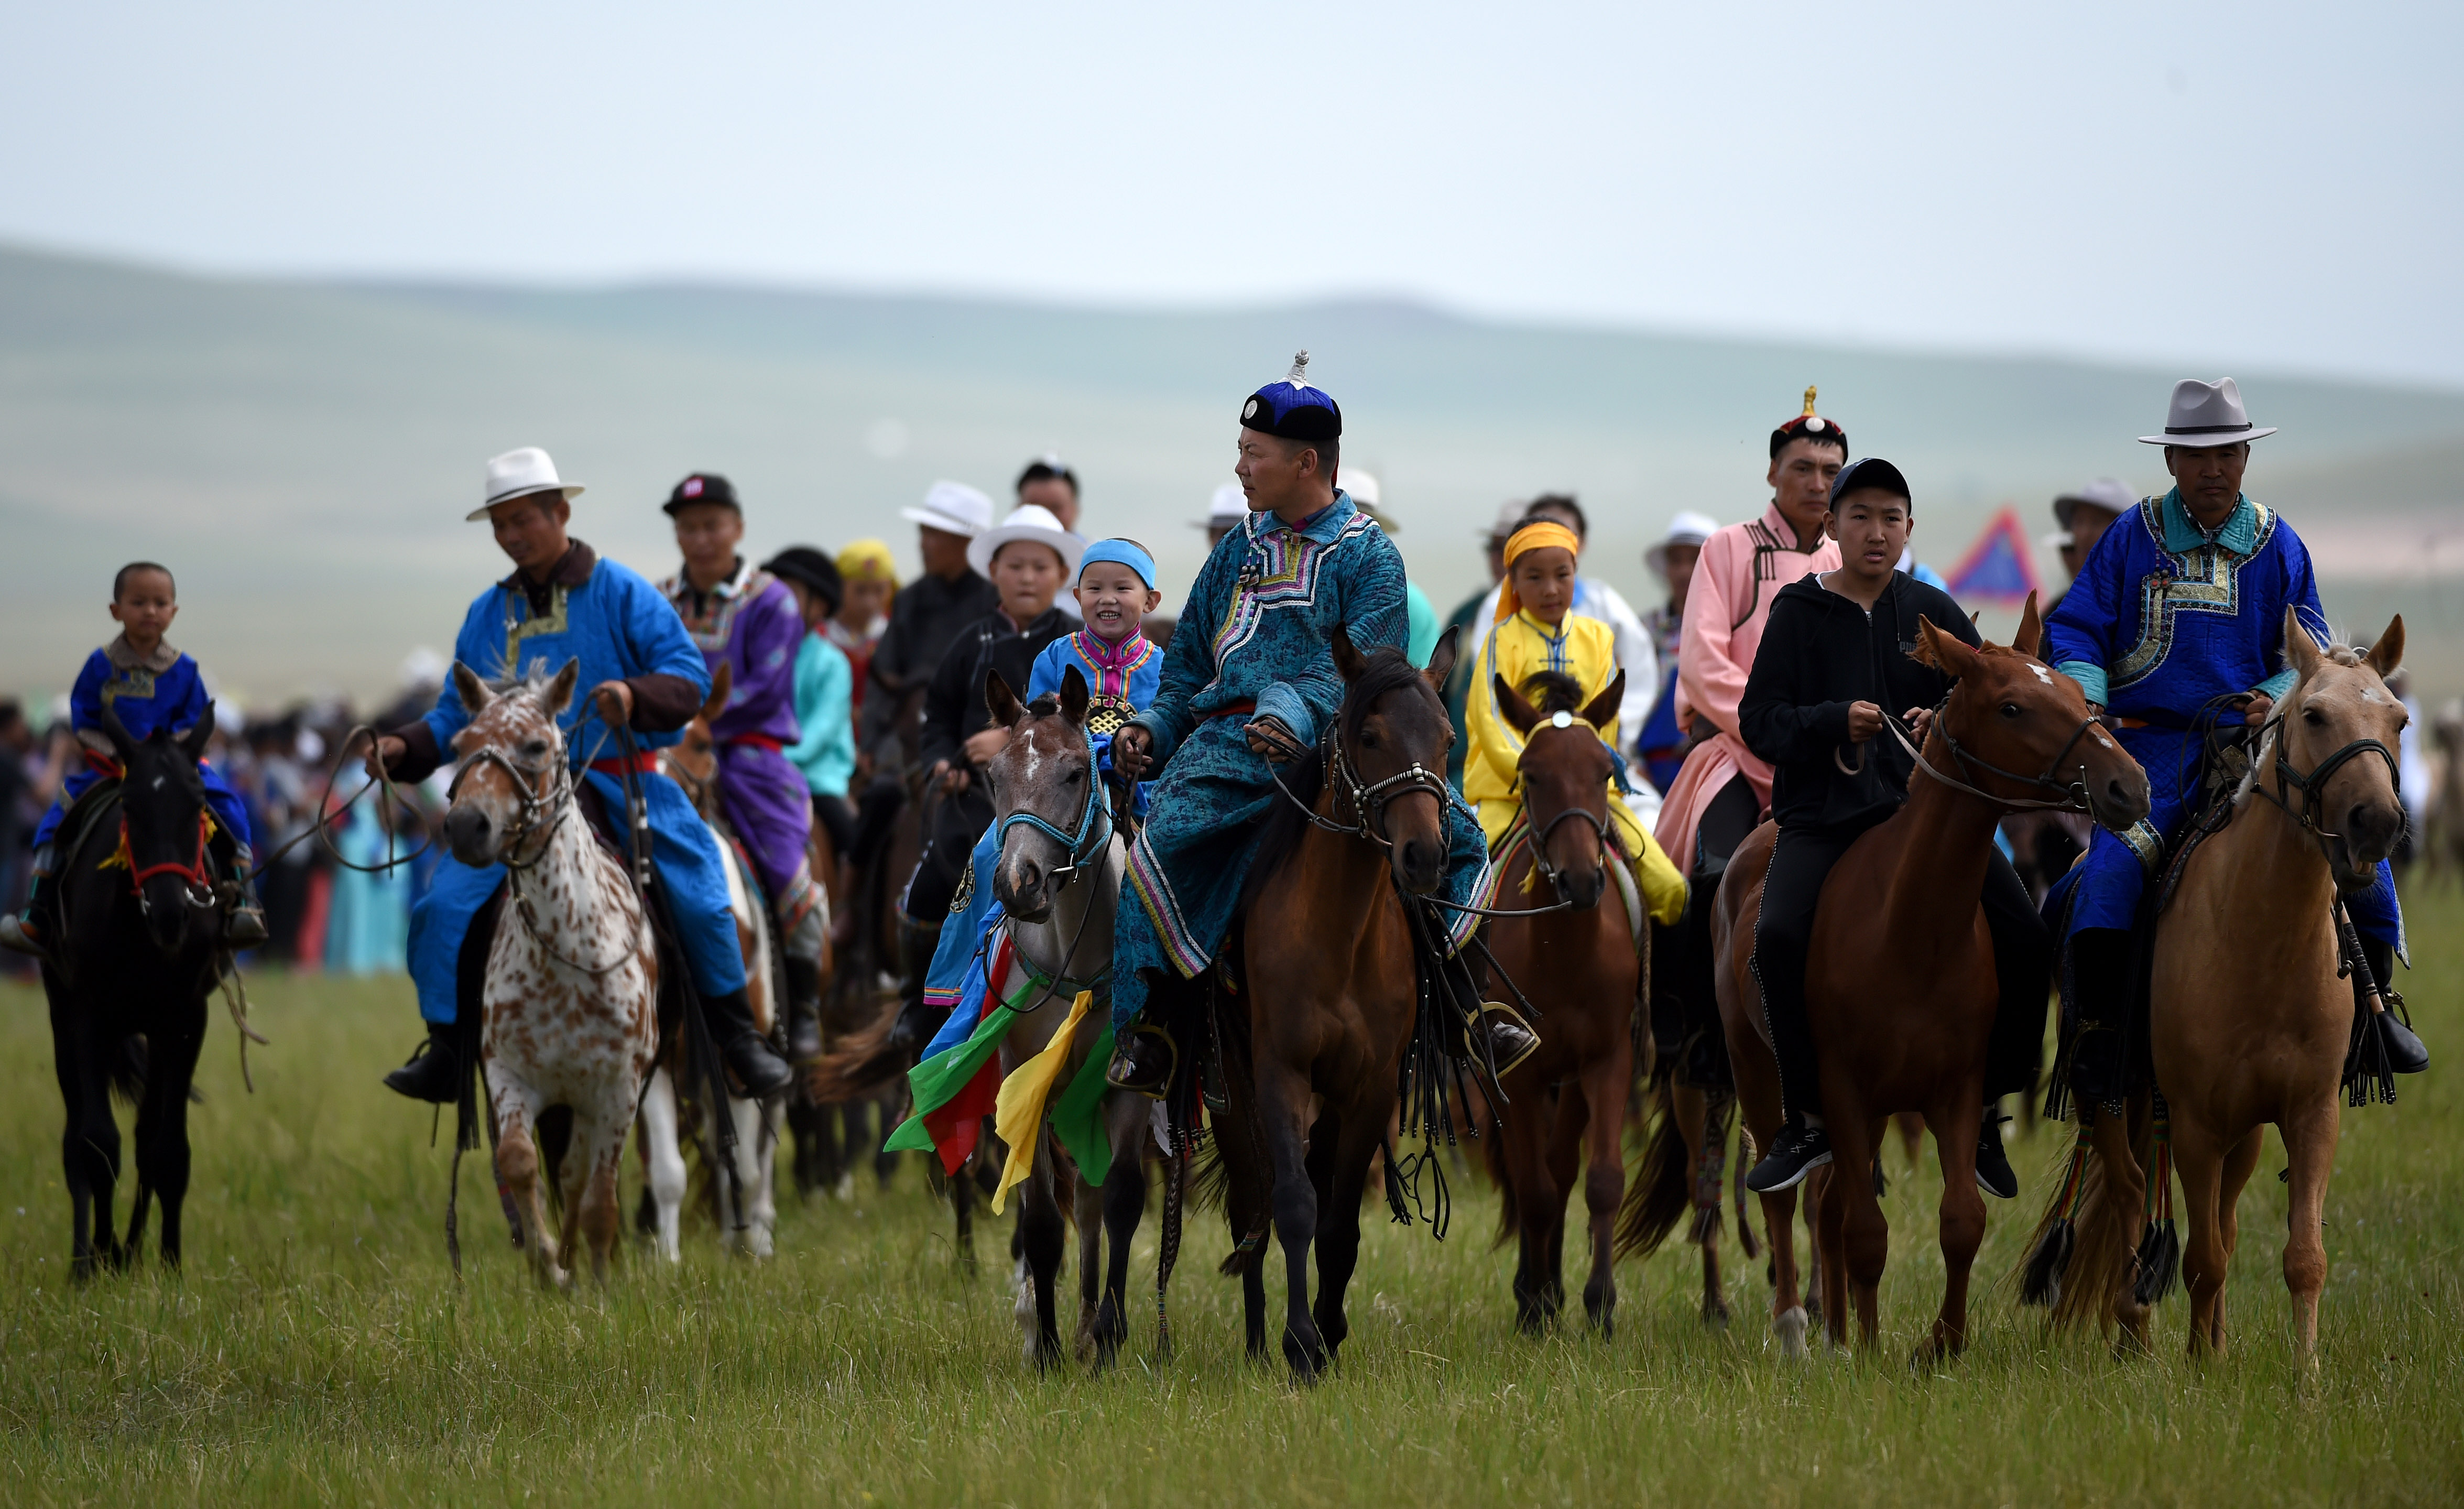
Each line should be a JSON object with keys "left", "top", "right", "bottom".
{"left": 1702, "top": 1303, "right": 1731, "bottom": 1331}
{"left": 1773, "top": 1305, "right": 1809, "bottom": 1360}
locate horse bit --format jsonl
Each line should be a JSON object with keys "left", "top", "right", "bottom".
{"left": 1883, "top": 693, "right": 2107, "bottom": 814}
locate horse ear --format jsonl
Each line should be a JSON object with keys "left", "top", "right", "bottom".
{"left": 984, "top": 669, "right": 1025, "bottom": 728}
{"left": 2011, "top": 591, "right": 2043, "bottom": 660}
{"left": 1914, "top": 615, "right": 1979, "bottom": 679}
{"left": 2367, "top": 614, "right": 2406, "bottom": 680}
{"left": 451, "top": 660, "right": 494, "bottom": 715}
{"left": 1423, "top": 625, "right": 1459, "bottom": 688}
{"left": 179, "top": 703, "right": 215, "bottom": 762}
{"left": 1579, "top": 670, "right": 1625, "bottom": 733}
{"left": 1059, "top": 664, "right": 1091, "bottom": 726}
{"left": 1331, "top": 625, "right": 1368, "bottom": 684}
{"left": 2283, "top": 606, "right": 2323, "bottom": 682}
{"left": 97, "top": 697, "right": 136, "bottom": 762}
{"left": 1493, "top": 674, "right": 1541, "bottom": 736}
{"left": 700, "top": 662, "right": 733, "bottom": 725}
{"left": 541, "top": 658, "right": 582, "bottom": 717}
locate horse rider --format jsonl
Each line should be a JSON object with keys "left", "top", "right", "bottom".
{"left": 1650, "top": 389, "right": 1846, "bottom": 1078}
{"left": 2042, "top": 379, "right": 2426, "bottom": 1101}
{"left": 846, "top": 483, "right": 1001, "bottom": 1009}
{"left": 888, "top": 503, "right": 1081, "bottom": 1048}
{"left": 2043, "top": 477, "right": 2133, "bottom": 620}
{"left": 655, "top": 474, "right": 832, "bottom": 1065}
{"left": 1104, "top": 354, "right": 1530, "bottom": 1094}
{"left": 1732, "top": 460, "right": 2049, "bottom": 1197}
{"left": 367, "top": 448, "right": 794, "bottom": 1103}
{"left": 1633, "top": 511, "right": 1717, "bottom": 796}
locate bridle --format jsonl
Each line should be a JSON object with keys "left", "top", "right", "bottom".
{"left": 2247, "top": 710, "right": 2401, "bottom": 866}
{"left": 448, "top": 721, "right": 635, "bottom": 976}
{"left": 1269, "top": 715, "right": 1463, "bottom": 852}
{"left": 1512, "top": 710, "right": 1615, "bottom": 901}
{"left": 1883, "top": 685, "right": 2107, "bottom": 814}
{"left": 124, "top": 809, "right": 220, "bottom": 916}
{"left": 993, "top": 722, "right": 1116, "bottom": 891}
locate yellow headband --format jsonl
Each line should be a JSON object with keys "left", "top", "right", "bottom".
{"left": 1499, "top": 521, "right": 1582, "bottom": 619}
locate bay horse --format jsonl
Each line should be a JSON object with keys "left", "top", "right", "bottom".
{"left": 644, "top": 662, "right": 786, "bottom": 1260}
{"left": 1715, "top": 595, "right": 2149, "bottom": 1359}
{"left": 39, "top": 700, "right": 230, "bottom": 1276}
{"left": 1211, "top": 628, "right": 1463, "bottom": 1381}
{"left": 2033, "top": 613, "right": 2407, "bottom": 1361}
{"left": 1479, "top": 668, "right": 1648, "bottom": 1336}
{"left": 978, "top": 666, "right": 1152, "bottom": 1367}
{"left": 444, "top": 659, "right": 660, "bottom": 1288}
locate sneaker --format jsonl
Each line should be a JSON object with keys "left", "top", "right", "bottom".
{"left": 1975, "top": 1115, "right": 2019, "bottom": 1199}
{"left": 2378, "top": 1011, "right": 2429, "bottom": 1074}
{"left": 1746, "top": 1120, "right": 1833, "bottom": 1195}
{"left": 1105, "top": 1023, "right": 1177, "bottom": 1098}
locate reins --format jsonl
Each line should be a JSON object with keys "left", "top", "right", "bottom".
{"left": 1881, "top": 696, "right": 2105, "bottom": 814}
{"left": 2244, "top": 711, "right": 2401, "bottom": 865}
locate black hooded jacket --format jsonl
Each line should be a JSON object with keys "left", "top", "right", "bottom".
{"left": 1739, "top": 570, "right": 1981, "bottom": 831}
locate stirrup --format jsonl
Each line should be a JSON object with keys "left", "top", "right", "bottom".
{"left": 1474, "top": 1000, "right": 1541, "bottom": 1078}
{"left": 1106, "top": 1022, "right": 1178, "bottom": 1099}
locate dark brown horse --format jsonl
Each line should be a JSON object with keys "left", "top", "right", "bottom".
{"left": 1716, "top": 595, "right": 2149, "bottom": 1359}
{"left": 1480, "top": 669, "right": 1647, "bottom": 1336}
{"left": 1211, "top": 629, "right": 1460, "bottom": 1380}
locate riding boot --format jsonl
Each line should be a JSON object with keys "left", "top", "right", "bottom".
{"left": 2361, "top": 937, "right": 2428, "bottom": 1073}
{"left": 217, "top": 837, "right": 269, "bottom": 949}
{"left": 1469, "top": 1001, "right": 1542, "bottom": 1077}
{"left": 2064, "top": 927, "right": 2135, "bottom": 1110}
{"left": 0, "top": 846, "right": 54, "bottom": 959}
{"left": 888, "top": 915, "right": 943, "bottom": 1055}
{"left": 1974, "top": 1104, "right": 2019, "bottom": 1199}
{"left": 1106, "top": 1013, "right": 1179, "bottom": 1098}
{"left": 782, "top": 957, "right": 826, "bottom": 1063}
{"left": 703, "top": 986, "right": 795, "bottom": 1096}
{"left": 383, "top": 1020, "right": 466, "bottom": 1104}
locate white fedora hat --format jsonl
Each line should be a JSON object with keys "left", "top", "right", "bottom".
{"left": 469, "top": 446, "right": 584, "bottom": 520}
{"left": 2053, "top": 477, "right": 2136, "bottom": 530}
{"left": 1344, "top": 468, "right": 1399, "bottom": 531}
{"left": 967, "top": 503, "right": 1083, "bottom": 578}
{"left": 2139, "top": 377, "right": 2276, "bottom": 447}
{"left": 1646, "top": 510, "right": 1720, "bottom": 576}
{"left": 1192, "top": 480, "right": 1247, "bottom": 529}
{"left": 901, "top": 480, "right": 995, "bottom": 538}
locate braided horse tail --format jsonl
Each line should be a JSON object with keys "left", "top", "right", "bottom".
{"left": 2014, "top": 1089, "right": 2162, "bottom": 1334}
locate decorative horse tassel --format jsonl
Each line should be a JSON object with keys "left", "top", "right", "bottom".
{"left": 2335, "top": 901, "right": 2399, "bottom": 1109}
{"left": 2131, "top": 1111, "right": 2180, "bottom": 1306}
{"left": 2022, "top": 1122, "right": 2094, "bottom": 1307}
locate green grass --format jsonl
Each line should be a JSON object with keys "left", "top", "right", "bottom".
{"left": 5, "top": 891, "right": 2464, "bottom": 1507}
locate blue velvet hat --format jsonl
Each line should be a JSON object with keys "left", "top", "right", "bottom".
{"left": 1240, "top": 351, "right": 1343, "bottom": 443}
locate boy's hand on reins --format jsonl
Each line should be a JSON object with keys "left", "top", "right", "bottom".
{"left": 1846, "top": 700, "right": 1884, "bottom": 743}
{"left": 591, "top": 679, "right": 633, "bottom": 728}
{"left": 1113, "top": 725, "right": 1153, "bottom": 780}
{"left": 1903, "top": 706, "right": 1934, "bottom": 743}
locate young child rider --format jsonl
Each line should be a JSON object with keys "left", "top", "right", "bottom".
{"left": 3, "top": 562, "right": 266, "bottom": 957}
{"left": 918, "top": 539, "right": 1164, "bottom": 1039}
{"left": 1737, "top": 459, "right": 2050, "bottom": 1199}
{"left": 1463, "top": 520, "right": 1687, "bottom": 931}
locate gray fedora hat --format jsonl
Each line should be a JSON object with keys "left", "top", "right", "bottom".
{"left": 2139, "top": 377, "right": 2276, "bottom": 447}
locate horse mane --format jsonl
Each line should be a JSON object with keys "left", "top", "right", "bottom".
{"left": 1518, "top": 669, "right": 1586, "bottom": 717}
{"left": 2229, "top": 638, "right": 2370, "bottom": 808}
{"left": 1237, "top": 645, "right": 1426, "bottom": 919}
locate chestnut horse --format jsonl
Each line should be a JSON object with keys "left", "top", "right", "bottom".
{"left": 1211, "top": 629, "right": 1465, "bottom": 1381}
{"left": 1715, "top": 596, "right": 2149, "bottom": 1359}
{"left": 2033, "top": 613, "right": 2407, "bottom": 1361}
{"left": 1480, "top": 668, "right": 1648, "bottom": 1336}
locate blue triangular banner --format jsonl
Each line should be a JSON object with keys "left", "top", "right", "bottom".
{"left": 1946, "top": 506, "right": 2042, "bottom": 604}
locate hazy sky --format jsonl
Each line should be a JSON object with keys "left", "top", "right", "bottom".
{"left": 5, "top": 2, "right": 2459, "bottom": 387}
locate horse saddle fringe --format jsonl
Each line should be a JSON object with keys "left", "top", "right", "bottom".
{"left": 2021, "top": 1122, "right": 2094, "bottom": 1307}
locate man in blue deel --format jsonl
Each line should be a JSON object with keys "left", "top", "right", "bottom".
{"left": 363, "top": 447, "right": 794, "bottom": 1104}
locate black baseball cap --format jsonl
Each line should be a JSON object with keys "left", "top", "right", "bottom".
{"left": 662, "top": 472, "right": 740, "bottom": 515}
{"left": 1828, "top": 457, "right": 1912, "bottom": 511}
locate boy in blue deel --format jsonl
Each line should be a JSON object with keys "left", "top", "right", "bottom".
{"left": 2, "top": 562, "right": 266, "bottom": 957}
{"left": 918, "top": 538, "right": 1165, "bottom": 1037}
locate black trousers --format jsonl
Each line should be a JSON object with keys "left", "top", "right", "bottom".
{"left": 1652, "top": 774, "right": 1766, "bottom": 1077}
{"left": 1752, "top": 816, "right": 2049, "bottom": 1123}
{"left": 810, "top": 793, "right": 857, "bottom": 859}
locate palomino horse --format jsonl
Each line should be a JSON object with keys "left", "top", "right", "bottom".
{"left": 1480, "top": 668, "right": 1648, "bottom": 1336}
{"left": 978, "top": 667, "right": 1152, "bottom": 1367}
{"left": 645, "top": 663, "right": 786, "bottom": 1260}
{"left": 1715, "top": 597, "right": 2148, "bottom": 1359}
{"left": 444, "top": 660, "right": 660, "bottom": 1288}
{"left": 2036, "top": 613, "right": 2408, "bottom": 1361}
{"left": 1212, "top": 629, "right": 1463, "bottom": 1381}
{"left": 37, "top": 700, "right": 234, "bottom": 1275}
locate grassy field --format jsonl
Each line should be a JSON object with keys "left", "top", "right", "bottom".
{"left": 4, "top": 889, "right": 2463, "bottom": 1507}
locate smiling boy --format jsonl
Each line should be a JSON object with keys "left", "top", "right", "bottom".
{"left": 1737, "top": 458, "right": 2051, "bottom": 1198}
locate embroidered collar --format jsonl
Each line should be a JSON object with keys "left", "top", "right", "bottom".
{"left": 673, "top": 556, "right": 753, "bottom": 612}
{"left": 1073, "top": 626, "right": 1150, "bottom": 670}
{"left": 104, "top": 634, "right": 179, "bottom": 675}
{"left": 2159, "top": 488, "right": 2262, "bottom": 556}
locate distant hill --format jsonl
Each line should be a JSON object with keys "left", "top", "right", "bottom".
{"left": 3, "top": 242, "right": 2459, "bottom": 709}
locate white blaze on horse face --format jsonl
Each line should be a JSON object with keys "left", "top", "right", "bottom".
{"left": 2029, "top": 664, "right": 2053, "bottom": 686}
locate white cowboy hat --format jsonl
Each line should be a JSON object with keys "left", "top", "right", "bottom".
{"left": 967, "top": 503, "right": 1083, "bottom": 578}
{"left": 2139, "top": 377, "right": 2276, "bottom": 447}
{"left": 2053, "top": 477, "right": 2136, "bottom": 530}
{"left": 1645, "top": 511, "right": 1720, "bottom": 576}
{"left": 469, "top": 446, "right": 584, "bottom": 521}
{"left": 1192, "top": 480, "right": 1247, "bottom": 529}
{"left": 1344, "top": 468, "right": 1398, "bottom": 530}
{"left": 1476, "top": 497, "right": 1529, "bottom": 542}
{"left": 901, "top": 480, "right": 995, "bottom": 538}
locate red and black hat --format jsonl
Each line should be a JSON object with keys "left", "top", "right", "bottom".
{"left": 1770, "top": 386, "right": 1848, "bottom": 459}
{"left": 661, "top": 472, "right": 740, "bottom": 515}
